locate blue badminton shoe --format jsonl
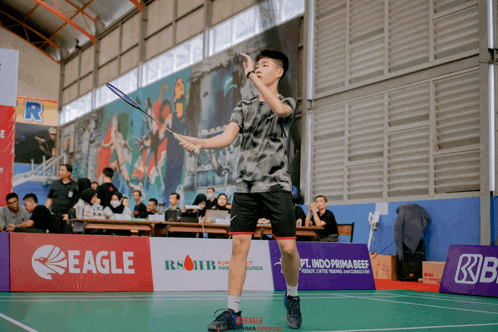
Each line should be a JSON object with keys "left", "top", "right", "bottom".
{"left": 207, "top": 308, "right": 243, "bottom": 331}
{"left": 284, "top": 292, "right": 302, "bottom": 329}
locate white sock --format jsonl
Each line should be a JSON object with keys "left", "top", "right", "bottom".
{"left": 287, "top": 284, "right": 299, "bottom": 297}
{"left": 227, "top": 295, "right": 241, "bottom": 312}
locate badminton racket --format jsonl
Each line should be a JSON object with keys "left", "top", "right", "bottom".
{"left": 106, "top": 83, "right": 200, "bottom": 155}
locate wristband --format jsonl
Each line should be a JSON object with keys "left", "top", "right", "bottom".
{"left": 246, "top": 70, "right": 255, "bottom": 79}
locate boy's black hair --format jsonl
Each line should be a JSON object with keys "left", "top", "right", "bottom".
{"left": 103, "top": 167, "right": 114, "bottom": 179}
{"left": 6, "top": 193, "right": 18, "bottom": 202}
{"left": 149, "top": 198, "right": 158, "bottom": 206}
{"left": 61, "top": 164, "right": 73, "bottom": 174}
{"left": 23, "top": 193, "right": 38, "bottom": 204}
{"left": 255, "top": 49, "right": 289, "bottom": 81}
{"left": 170, "top": 193, "right": 180, "bottom": 200}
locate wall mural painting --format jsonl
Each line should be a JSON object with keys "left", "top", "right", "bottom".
{"left": 62, "top": 18, "right": 300, "bottom": 208}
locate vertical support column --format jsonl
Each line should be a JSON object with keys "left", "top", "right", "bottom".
{"left": 138, "top": 2, "right": 147, "bottom": 88}
{"left": 92, "top": 18, "right": 103, "bottom": 111}
{"left": 479, "top": 0, "right": 491, "bottom": 245}
{"left": 57, "top": 47, "right": 66, "bottom": 154}
{"left": 203, "top": 0, "right": 213, "bottom": 58}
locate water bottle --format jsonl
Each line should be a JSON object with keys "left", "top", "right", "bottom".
{"left": 98, "top": 206, "right": 104, "bottom": 219}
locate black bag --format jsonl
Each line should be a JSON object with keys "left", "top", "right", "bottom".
{"left": 398, "top": 239, "right": 425, "bottom": 281}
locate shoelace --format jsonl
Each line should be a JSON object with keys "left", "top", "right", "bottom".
{"left": 287, "top": 298, "right": 301, "bottom": 316}
{"left": 213, "top": 308, "right": 234, "bottom": 322}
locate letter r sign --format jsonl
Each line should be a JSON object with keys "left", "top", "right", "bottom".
{"left": 24, "top": 100, "right": 44, "bottom": 122}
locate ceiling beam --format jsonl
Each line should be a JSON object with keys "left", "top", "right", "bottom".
{"left": 0, "top": 26, "right": 60, "bottom": 64}
{"left": 31, "top": 0, "right": 96, "bottom": 44}
{"left": 39, "top": 0, "right": 96, "bottom": 50}
{"left": 129, "top": 0, "right": 142, "bottom": 12}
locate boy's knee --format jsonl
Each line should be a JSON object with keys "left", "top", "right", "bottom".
{"left": 279, "top": 242, "right": 297, "bottom": 256}
{"left": 231, "top": 236, "right": 251, "bottom": 255}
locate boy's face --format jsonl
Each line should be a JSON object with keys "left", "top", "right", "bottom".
{"left": 255, "top": 57, "right": 283, "bottom": 86}
{"left": 169, "top": 195, "right": 178, "bottom": 206}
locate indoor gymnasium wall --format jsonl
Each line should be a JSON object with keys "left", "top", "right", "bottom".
{"left": 305, "top": 0, "right": 492, "bottom": 248}
{"left": 57, "top": 0, "right": 304, "bottom": 209}
{"left": 0, "top": 29, "right": 60, "bottom": 205}
{"left": 0, "top": 29, "right": 60, "bottom": 101}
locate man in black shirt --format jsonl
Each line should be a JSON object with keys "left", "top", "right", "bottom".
{"left": 205, "top": 187, "right": 217, "bottom": 210}
{"left": 7, "top": 194, "right": 57, "bottom": 233}
{"left": 96, "top": 167, "right": 120, "bottom": 209}
{"left": 305, "top": 195, "right": 338, "bottom": 242}
{"left": 132, "top": 190, "right": 147, "bottom": 218}
{"left": 46, "top": 164, "right": 79, "bottom": 233}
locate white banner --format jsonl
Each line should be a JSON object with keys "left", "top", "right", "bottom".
{"left": 150, "top": 238, "right": 274, "bottom": 291}
{"left": 0, "top": 48, "right": 19, "bottom": 107}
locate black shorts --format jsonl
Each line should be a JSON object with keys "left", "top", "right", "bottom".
{"left": 229, "top": 191, "right": 296, "bottom": 239}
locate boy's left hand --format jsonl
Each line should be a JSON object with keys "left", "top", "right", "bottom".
{"left": 240, "top": 53, "right": 254, "bottom": 77}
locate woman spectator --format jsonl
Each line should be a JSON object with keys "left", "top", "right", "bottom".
{"left": 192, "top": 194, "right": 208, "bottom": 218}
{"left": 104, "top": 193, "right": 132, "bottom": 217}
{"left": 215, "top": 194, "right": 230, "bottom": 212}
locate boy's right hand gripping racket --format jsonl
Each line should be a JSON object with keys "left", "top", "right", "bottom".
{"left": 106, "top": 83, "right": 200, "bottom": 155}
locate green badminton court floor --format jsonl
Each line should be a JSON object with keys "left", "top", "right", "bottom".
{"left": 0, "top": 290, "right": 497, "bottom": 331}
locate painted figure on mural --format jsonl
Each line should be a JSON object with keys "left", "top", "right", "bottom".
{"left": 163, "top": 77, "right": 188, "bottom": 199}
{"left": 35, "top": 126, "right": 57, "bottom": 159}
{"left": 132, "top": 83, "right": 170, "bottom": 190}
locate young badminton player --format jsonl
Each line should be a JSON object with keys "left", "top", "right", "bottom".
{"left": 180, "top": 49, "right": 302, "bottom": 330}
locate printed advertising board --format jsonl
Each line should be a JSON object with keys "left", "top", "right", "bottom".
{"left": 269, "top": 242, "right": 375, "bottom": 291}
{"left": 150, "top": 238, "right": 273, "bottom": 291}
{"left": 0, "top": 233, "right": 9, "bottom": 291}
{"left": 10, "top": 233, "right": 153, "bottom": 292}
{"left": 440, "top": 245, "right": 498, "bottom": 297}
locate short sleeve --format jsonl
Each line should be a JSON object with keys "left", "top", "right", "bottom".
{"left": 229, "top": 100, "right": 245, "bottom": 131}
{"left": 47, "top": 182, "right": 55, "bottom": 199}
{"left": 0, "top": 209, "right": 6, "bottom": 228}
{"left": 280, "top": 97, "right": 297, "bottom": 124}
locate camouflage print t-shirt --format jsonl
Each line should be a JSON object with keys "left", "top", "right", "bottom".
{"left": 229, "top": 95, "right": 296, "bottom": 193}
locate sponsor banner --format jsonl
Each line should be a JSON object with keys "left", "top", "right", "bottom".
{"left": 15, "top": 96, "right": 58, "bottom": 126}
{"left": 0, "top": 105, "right": 15, "bottom": 205}
{"left": 150, "top": 238, "right": 274, "bottom": 291}
{"left": 269, "top": 242, "right": 375, "bottom": 291}
{"left": 10, "top": 233, "right": 153, "bottom": 292}
{"left": 0, "top": 233, "right": 9, "bottom": 292}
{"left": 440, "top": 245, "right": 498, "bottom": 297}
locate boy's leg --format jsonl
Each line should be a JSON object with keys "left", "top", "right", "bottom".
{"left": 208, "top": 193, "right": 259, "bottom": 331}
{"left": 228, "top": 234, "right": 253, "bottom": 296}
{"left": 276, "top": 239, "right": 300, "bottom": 287}
{"left": 263, "top": 191, "right": 302, "bottom": 329}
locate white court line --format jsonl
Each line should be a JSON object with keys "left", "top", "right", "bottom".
{"left": 0, "top": 291, "right": 395, "bottom": 299}
{"left": 397, "top": 293, "right": 498, "bottom": 306}
{"left": 0, "top": 295, "right": 406, "bottom": 303}
{"left": 325, "top": 322, "right": 498, "bottom": 332}
{"left": 330, "top": 294, "right": 498, "bottom": 315}
{"left": 0, "top": 313, "right": 39, "bottom": 332}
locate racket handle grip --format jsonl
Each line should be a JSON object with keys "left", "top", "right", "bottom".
{"left": 174, "top": 133, "right": 200, "bottom": 155}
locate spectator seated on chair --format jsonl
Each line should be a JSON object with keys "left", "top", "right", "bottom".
{"left": 305, "top": 195, "right": 338, "bottom": 242}
{"left": 146, "top": 198, "right": 158, "bottom": 219}
{"left": 0, "top": 192, "right": 30, "bottom": 232}
{"left": 215, "top": 194, "right": 230, "bottom": 212}
{"left": 7, "top": 193, "right": 57, "bottom": 233}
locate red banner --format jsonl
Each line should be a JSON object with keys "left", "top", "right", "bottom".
{"left": 0, "top": 105, "right": 15, "bottom": 206}
{"left": 10, "top": 233, "right": 154, "bottom": 292}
